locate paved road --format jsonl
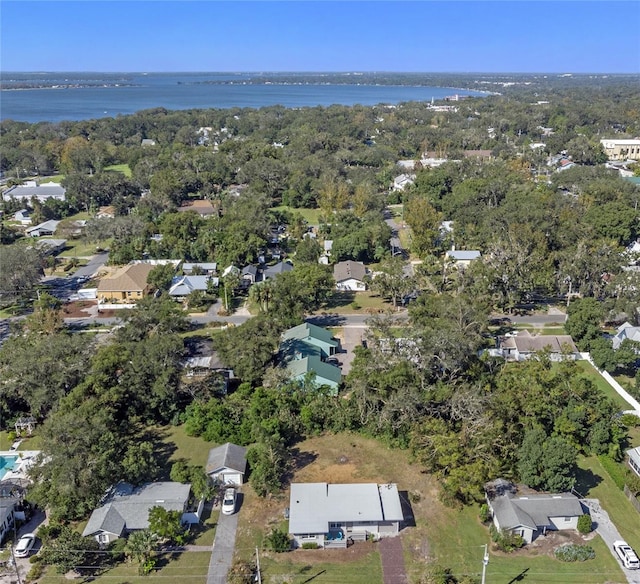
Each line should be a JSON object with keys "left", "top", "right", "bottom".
{"left": 384, "top": 208, "right": 406, "bottom": 258}
{"left": 491, "top": 313, "right": 567, "bottom": 326}
{"left": 207, "top": 507, "right": 240, "bottom": 584}
{"left": 73, "top": 251, "right": 109, "bottom": 279}
{"left": 583, "top": 499, "right": 640, "bottom": 584}
{"left": 338, "top": 325, "right": 367, "bottom": 375}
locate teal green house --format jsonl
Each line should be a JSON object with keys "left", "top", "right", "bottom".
{"left": 280, "top": 323, "right": 342, "bottom": 393}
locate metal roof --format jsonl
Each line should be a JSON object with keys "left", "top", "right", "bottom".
{"left": 288, "top": 483, "right": 403, "bottom": 534}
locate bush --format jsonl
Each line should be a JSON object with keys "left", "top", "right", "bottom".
{"left": 350, "top": 301, "right": 361, "bottom": 310}
{"left": 479, "top": 503, "right": 491, "bottom": 524}
{"left": 554, "top": 544, "right": 595, "bottom": 562}
{"left": 489, "top": 525, "right": 524, "bottom": 552}
{"left": 620, "top": 413, "right": 640, "bottom": 428}
{"left": 26, "top": 563, "right": 44, "bottom": 582}
{"left": 409, "top": 490, "right": 422, "bottom": 503}
{"left": 265, "top": 528, "right": 291, "bottom": 552}
{"left": 301, "top": 542, "right": 319, "bottom": 549}
{"left": 577, "top": 514, "right": 592, "bottom": 534}
{"left": 598, "top": 455, "right": 628, "bottom": 490}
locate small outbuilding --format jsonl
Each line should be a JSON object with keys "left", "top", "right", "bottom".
{"left": 205, "top": 443, "right": 247, "bottom": 486}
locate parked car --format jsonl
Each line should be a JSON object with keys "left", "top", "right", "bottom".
{"left": 222, "top": 487, "right": 237, "bottom": 515}
{"left": 14, "top": 533, "right": 36, "bottom": 558}
{"left": 613, "top": 540, "right": 640, "bottom": 569}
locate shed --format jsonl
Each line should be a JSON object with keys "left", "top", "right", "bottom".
{"left": 206, "top": 443, "right": 247, "bottom": 486}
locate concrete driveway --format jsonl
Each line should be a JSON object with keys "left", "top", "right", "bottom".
{"left": 207, "top": 501, "right": 240, "bottom": 584}
{"left": 584, "top": 498, "right": 640, "bottom": 584}
{"left": 338, "top": 325, "right": 367, "bottom": 376}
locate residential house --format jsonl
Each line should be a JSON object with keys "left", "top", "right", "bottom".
{"left": 288, "top": 483, "right": 404, "bottom": 549}
{"left": 205, "top": 443, "right": 247, "bottom": 486}
{"left": 96, "top": 206, "right": 116, "bottom": 219}
{"left": 600, "top": 139, "right": 640, "bottom": 161}
{"left": 263, "top": 261, "right": 293, "bottom": 280}
{"left": 241, "top": 265, "right": 259, "bottom": 285}
{"left": 612, "top": 322, "right": 640, "bottom": 350}
{"left": 82, "top": 482, "right": 200, "bottom": 545}
{"left": 13, "top": 209, "right": 32, "bottom": 225}
{"left": 499, "top": 330, "right": 579, "bottom": 361}
{"left": 557, "top": 159, "right": 576, "bottom": 172}
{"left": 392, "top": 174, "right": 416, "bottom": 191}
{"left": 280, "top": 323, "right": 342, "bottom": 393}
{"left": 182, "top": 262, "right": 217, "bottom": 275}
{"left": 627, "top": 446, "right": 640, "bottom": 477}
{"left": 484, "top": 479, "right": 585, "bottom": 544}
{"left": 221, "top": 265, "right": 240, "bottom": 278}
{"left": 169, "top": 275, "right": 217, "bottom": 300}
{"left": 97, "top": 263, "right": 155, "bottom": 303}
{"left": 141, "top": 138, "right": 156, "bottom": 147}
{"left": 333, "top": 260, "right": 367, "bottom": 291}
{"left": 281, "top": 323, "right": 339, "bottom": 359}
{"left": 0, "top": 501, "right": 15, "bottom": 544}
{"left": 26, "top": 219, "right": 60, "bottom": 237}
{"left": 177, "top": 199, "right": 218, "bottom": 218}
{"left": 35, "top": 238, "right": 67, "bottom": 256}
{"left": 2, "top": 181, "right": 66, "bottom": 203}
{"left": 445, "top": 249, "right": 481, "bottom": 268}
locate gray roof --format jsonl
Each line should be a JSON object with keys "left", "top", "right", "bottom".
{"left": 263, "top": 261, "right": 293, "bottom": 279}
{"left": 501, "top": 330, "right": 578, "bottom": 354}
{"left": 333, "top": 261, "right": 366, "bottom": 283}
{"left": 82, "top": 482, "right": 190, "bottom": 537}
{"left": 169, "top": 275, "right": 211, "bottom": 297}
{"left": 613, "top": 323, "right": 640, "bottom": 349}
{"left": 445, "top": 250, "right": 481, "bottom": 261}
{"left": 26, "top": 219, "right": 60, "bottom": 235}
{"left": 489, "top": 491, "right": 583, "bottom": 531}
{"left": 289, "top": 483, "right": 403, "bottom": 534}
{"left": 3, "top": 183, "right": 66, "bottom": 202}
{"left": 206, "top": 443, "right": 247, "bottom": 476}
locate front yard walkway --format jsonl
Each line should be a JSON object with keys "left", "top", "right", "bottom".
{"left": 379, "top": 537, "right": 407, "bottom": 584}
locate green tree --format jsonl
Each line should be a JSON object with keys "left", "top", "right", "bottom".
{"left": 40, "top": 526, "right": 99, "bottom": 574}
{"left": 0, "top": 245, "right": 43, "bottom": 302}
{"left": 369, "top": 256, "right": 415, "bottom": 307}
{"left": 148, "top": 506, "right": 185, "bottom": 544}
{"left": 517, "top": 428, "right": 577, "bottom": 491}
{"left": 403, "top": 196, "right": 441, "bottom": 257}
{"left": 147, "top": 263, "right": 176, "bottom": 292}
{"left": 125, "top": 529, "right": 159, "bottom": 575}
{"left": 247, "top": 434, "right": 288, "bottom": 497}
{"left": 565, "top": 298, "right": 603, "bottom": 350}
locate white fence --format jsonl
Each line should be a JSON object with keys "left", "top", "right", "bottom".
{"left": 581, "top": 352, "right": 640, "bottom": 415}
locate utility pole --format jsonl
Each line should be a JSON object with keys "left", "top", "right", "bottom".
{"left": 10, "top": 535, "right": 24, "bottom": 584}
{"left": 255, "top": 546, "right": 262, "bottom": 584}
{"left": 481, "top": 543, "right": 489, "bottom": 584}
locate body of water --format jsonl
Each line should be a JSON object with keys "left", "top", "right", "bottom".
{"left": 1, "top": 73, "right": 485, "bottom": 123}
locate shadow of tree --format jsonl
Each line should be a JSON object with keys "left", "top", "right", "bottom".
{"left": 573, "top": 467, "right": 603, "bottom": 497}
{"left": 283, "top": 447, "right": 318, "bottom": 484}
{"left": 142, "top": 427, "right": 178, "bottom": 481}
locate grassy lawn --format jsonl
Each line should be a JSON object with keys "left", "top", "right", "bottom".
{"left": 59, "top": 237, "right": 112, "bottom": 258}
{"left": 260, "top": 548, "right": 382, "bottom": 583}
{"left": 158, "top": 424, "right": 215, "bottom": 471}
{"left": 577, "top": 455, "right": 640, "bottom": 552}
{"left": 105, "top": 163, "right": 132, "bottom": 177}
{"left": 39, "top": 550, "right": 211, "bottom": 584}
{"left": 572, "top": 360, "right": 632, "bottom": 411}
{"left": 318, "top": 290, "right": 394, "bottom": 315}
{"left": 39, "top": 174, "right": 64, "bottom": 183}
{"left": 272, "top": 205, "right": 322, "bottom": 225}
{"left": 232, "top": 433, "right": 626, "bottom": 584}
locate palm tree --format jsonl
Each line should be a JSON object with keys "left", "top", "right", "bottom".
{"left": 125, "top": 529, "right": 159, "bottom": 565}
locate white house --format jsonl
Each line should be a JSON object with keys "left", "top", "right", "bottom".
{"left": 26, "top": 219, "right": 60, "bottom": 237}
{"left": 612, "top": 322, "right": 640, "bottom": 350}
{"left": 0, "top": 501, "right": 15, "bottom": 544}
{"left": 499, "top": 331, "right": 579, "bottom": 361}
{"left": 169, "top": 275, "right": 217, "bottom": 300}
{"left": 288, "top": 483, "right": 404, "bottom": 548}
{"left": 485, "top": 479, "right": 585, "bottom": 544}
{"left": 82, "top": 482, "right": 200, "bottom": 545}
{"left": 445, "top": 249, "right": 481, "bottom": 268}
{"left": 13, "top": 209, "right": 32, "bottom": 225}
{"left": 392, "top": 174, "right": 416, "bottom": 191}
{"left": 600, "top": 139, "right": 640, "bottom": 161}
{"left": 2, "top": 181, "right": 66, "bottom": 203}
{"left": 205, "top": 443, "right": 247, "bottom": 486}
{"left": 627, "top": 446, "right": 640, "bottom": 477}
{"left": 333, "top": 261, "right": 367, "bottom": 291}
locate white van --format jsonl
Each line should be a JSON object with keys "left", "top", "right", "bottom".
{"left": 613, "top": 540, "right": 640, "bottom": 570}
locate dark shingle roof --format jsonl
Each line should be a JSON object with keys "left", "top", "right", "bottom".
{"left": 206, "top": 443, "right": 247, "bottom": 475}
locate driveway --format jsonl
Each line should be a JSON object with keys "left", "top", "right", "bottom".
{"left": 72, "top": 251, "right": 109, "bottom": 279}
{"left": 0, "top": 508, "right": 47, "bottom": 584}
{"left": 583, "top": 498, "right": 640, "bottom": 584}
{"left": 207, "top": 505, "right": 240, "bottom": 584}
{"left": 338, "top": 325, "right": 367, "bottom": 376}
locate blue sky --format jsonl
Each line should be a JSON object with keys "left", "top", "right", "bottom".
{"left": 2, "top": 1, "right": 639, "bottom": 73}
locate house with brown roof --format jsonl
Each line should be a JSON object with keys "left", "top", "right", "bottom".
{"left": 499, "top": 330, "right": 579, "bottom": 362}
{"left": 97, "top": 263, "right": 155, "bottom": 303}
{"left": 177, "top": 199, "right": 218, "bottom": 217}
{"left": 333, "top": 261, "right": 367, "bottom": 291}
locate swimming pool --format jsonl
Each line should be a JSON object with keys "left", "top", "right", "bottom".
{"left": 0, "top": 455, "right": 19, "bottom": 480}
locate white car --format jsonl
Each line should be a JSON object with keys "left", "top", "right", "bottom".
{"left": 613, "top": 540, "right": 640, "bottom": 570}
{"left": 14, "top": 533, "right": 36, "bottom": 558}
{"left": 221, "top": 487, "right": 237, "bottom": 515}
